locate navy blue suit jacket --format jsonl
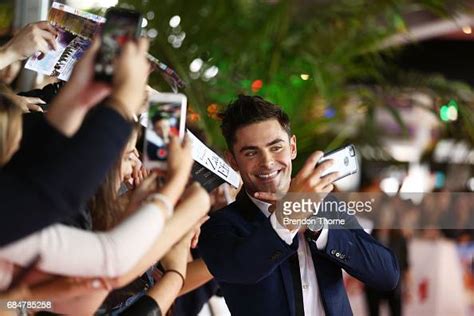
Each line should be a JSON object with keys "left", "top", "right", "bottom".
{"left": 199, "top": 191, "right": 400, "bottom": 316}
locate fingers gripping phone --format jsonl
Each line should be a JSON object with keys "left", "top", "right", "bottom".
{"left": 143, "top": 92, "right": 187, "bottom": 170}
{"left": 318, "top": 144, "right": 359, "bottom": 182}
{"left": 94, "top": 7, "right": 142, "bottom": 81}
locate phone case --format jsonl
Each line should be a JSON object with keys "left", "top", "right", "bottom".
{"left": 318, "top": 144, "right": 358, "bottom": 182}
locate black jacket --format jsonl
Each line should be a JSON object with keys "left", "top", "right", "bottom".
{"left": 0, "top": 105, "right": 131, "bottom": 246}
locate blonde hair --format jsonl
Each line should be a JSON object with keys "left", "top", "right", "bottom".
{"left": 0, "top": 88, "right": 23, "bottom": 166}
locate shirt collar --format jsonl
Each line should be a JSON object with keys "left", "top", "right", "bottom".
{"left": 246, "top": 191, "right": 272, "bottom": 218}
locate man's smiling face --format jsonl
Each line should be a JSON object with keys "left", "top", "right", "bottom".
{"left": 226, "top": 119, "right": 297, "bottom": 196}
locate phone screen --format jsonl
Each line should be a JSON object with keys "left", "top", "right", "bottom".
{"left": 144, "top": 95, "right": 186, "bottom": 170}
{"left": 95, "top": 8, "right": 142, "bottom": 80}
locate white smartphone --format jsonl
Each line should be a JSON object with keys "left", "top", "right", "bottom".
{"left": 143, "top": 92, "right": 187, "bottom": 170}
{"left": 318, "top": 144, "right": 359, "bottom": 182}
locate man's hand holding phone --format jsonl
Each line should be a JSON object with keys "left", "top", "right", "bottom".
{"left": 287, "top": 151, "right": 339, "bottom": 195}
{"left": 255, "top": 150, "right": 340, "bottom": 231}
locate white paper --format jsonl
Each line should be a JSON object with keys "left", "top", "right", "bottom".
{"left": 187, "top": 130, "right": 240, "bottom": 188}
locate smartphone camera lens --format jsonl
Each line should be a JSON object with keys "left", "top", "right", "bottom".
{"left": 344, "top": 156, "right": 349, "bottom": 166}
{"left": 349, "top": 146, "right": 355, "bottom": 157}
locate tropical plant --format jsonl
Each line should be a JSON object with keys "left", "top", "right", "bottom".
{"left": 118, "top": 0, "right": 471, "bottom": 167}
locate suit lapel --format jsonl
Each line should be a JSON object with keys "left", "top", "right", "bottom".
{"left": 236, "top": 189, "right": 299, "bottom": 316}
{"left": 235, "top": 189, "right": 268, "bottom": 223}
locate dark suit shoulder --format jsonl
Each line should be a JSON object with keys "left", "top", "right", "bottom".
{"left": 205, "top": 200, "right": 245, "bottom": 226}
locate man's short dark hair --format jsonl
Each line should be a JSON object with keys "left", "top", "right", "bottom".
{"left": 220, "top": 95, "right": 291, "bottom": 150}
{"left": 151, "top": 112, "right": 168, "bottom": 125}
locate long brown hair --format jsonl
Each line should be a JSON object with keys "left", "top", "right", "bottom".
{"left": 0, "top": 90, "right": 23, "bottom": 166}
{"left": 89, "top": 124, "right": 141, "bottom": 231}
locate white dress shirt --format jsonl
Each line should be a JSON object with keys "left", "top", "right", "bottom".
{"left": 248, "top": 194, "right": 327, "bottom": 316}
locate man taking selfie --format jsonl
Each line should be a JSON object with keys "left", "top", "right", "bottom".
{"left": 199, "top": 95, "right": 399, "bottom": 316}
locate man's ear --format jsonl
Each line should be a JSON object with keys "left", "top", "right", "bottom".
{"left": 225, "top": 150, "right": 239, "bottom": 171}
{"left": 290, "top": 135, "right": 297, "bottom": 160}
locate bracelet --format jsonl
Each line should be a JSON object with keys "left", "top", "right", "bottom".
{"left": 147, "top": 193, "right": 173, "bottom": 219}
{"left": 165, "top": 269, "right": 185, "bottom": 289}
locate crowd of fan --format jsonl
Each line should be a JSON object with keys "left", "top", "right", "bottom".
{"left": 0, "top": 21, "right": 221, "bottom": 316}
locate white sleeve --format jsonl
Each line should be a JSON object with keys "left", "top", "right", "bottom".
{"left": 269, "top": 213, "right": 299, "bottom": 245}
{"left": 0, "top": 203, "right": 165, "bottom": 277}
{"left": 315, "top": 228, "right": 329, "bottom": 250}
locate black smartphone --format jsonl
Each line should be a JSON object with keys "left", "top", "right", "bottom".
{"left": 94, "top": 7, "right": 142, "bottom": 82}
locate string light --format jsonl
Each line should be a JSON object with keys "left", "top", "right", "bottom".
{"left": 251, "top": 80, "right": 263, "bottom": 92}
{"left": 440, "top": 99, "right": 458, "bottom": 122}
{"left": 169, "top": 15, "right": 181, "bottom": 28}
{"left": 203, "top": 66, "right": 219, "bottom": 80}
{"left": 462, "top": 25, "right": 472, "bottom": 34}
{"left": 189, "top": 58, "right": 203, "bottom": 72}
